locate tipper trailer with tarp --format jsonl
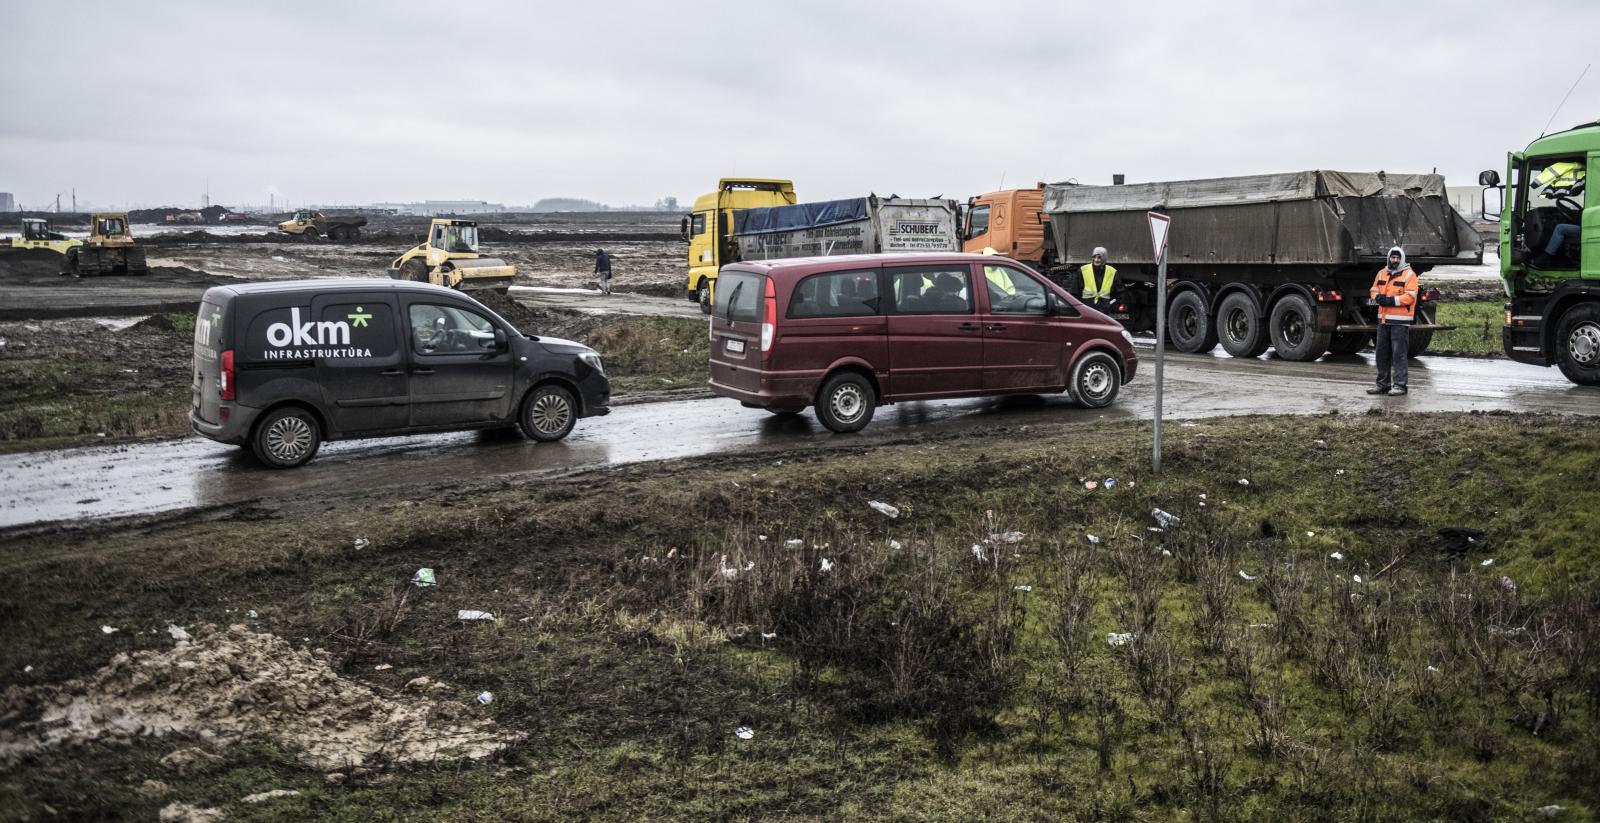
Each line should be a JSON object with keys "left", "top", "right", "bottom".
{"left": 731, "top": 196, "right": 960, "bottom": 262}
{"left": 1043, "top": 170, "right": 1483, "bottom": 360}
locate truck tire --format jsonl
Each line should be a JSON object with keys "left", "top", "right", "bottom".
{"left": 519, "top": 384, "right": 578, "bottom": 441}
{"left": 1167, "top": 290, "right": 1217, "bottom": 353}
{"left": 350, "top": 227, "right": 361, "bottom": 241}
{"left": 1217, "top": 292, "right": 1269, "bottom": 359}
{"left": 815, "top": 371, "right": 875, "bottom": 433}
{"left": 1328, "top": 331, "right": 1371, "bottom": 355}
{"left": 1067, "top": 350, "right": 1122, "bottom": 408}
{"left": 401, "top": 257, "right": 430, "bottom": 284}
{"left": 698, "top": 281, "right": 712, "bottom": 315}
{"left": 251, "top": 406, "right": 322, "bottom": 469}
{"left": 302, "top": 228, "right": 320, "bottom": 243}
{"left": 1408, "top": 307, "right": 1434, "bottom": 357}
{"left": 1269, "top": 293, "right": 1332, "bottom": 361}
{"left": 1554, "top": 303, "right": 1600, "bottom": 385}
{"left": 330, "top": 226, "right": 347, "bottom": 241}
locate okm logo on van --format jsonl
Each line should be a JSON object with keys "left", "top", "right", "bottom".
{"left": 259, "top": 306, "right": 377, "bottom": 360}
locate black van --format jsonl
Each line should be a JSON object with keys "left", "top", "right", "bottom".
{"left": 190, "top": 280, "right": 610, "bottom": 468}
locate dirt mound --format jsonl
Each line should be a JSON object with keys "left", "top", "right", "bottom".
{"left": 0, "top": 624, "right": 514, "bottom": 771}
{"left": 142, "top": 230, "right": 300, "bottom": 246}
{"left": 0, "top": 248, "right": 68, "bottom": 279}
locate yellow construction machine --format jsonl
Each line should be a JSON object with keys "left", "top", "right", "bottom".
{"left": 5, "top": 218, "right": 82, "bottom": 255}
{"left": 389, "top": 219, "right": 515, "bottom": 292}
{"left": 67, "top": 213, "right": 147, "bottom": 276}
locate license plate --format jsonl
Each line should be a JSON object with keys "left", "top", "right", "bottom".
{"left": 725, "top": 338, "right": 746, "bottom": 354}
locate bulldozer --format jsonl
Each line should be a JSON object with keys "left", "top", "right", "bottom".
{"left": 388, "top": 219, "right": 515, "bottom": 292}
{"left": 66, "top": 213, "right": 147, "bottom": 276}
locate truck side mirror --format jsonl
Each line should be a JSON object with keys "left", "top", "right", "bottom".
{"left": 1478, "top": 170, "right": 1500, "bottom": 187}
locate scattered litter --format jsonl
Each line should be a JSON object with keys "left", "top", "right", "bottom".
{"left": 101, "top": 625, "right": 119, "bottom": 635}
{"left": 1480, "top": 559, "right": 1494, "bottom": 567}
{"left": 1537, "top": 805, "right": 1566, "bottom": 816}
{"left": 889, "top": 539, "right": 903, "bottom": 550}
{"left": 734, "top": 726, "right": 754, "bottom": 740}
{"left": 743, "top": 561, "right": 755, "bottom": 571}
{"left": 1237, "top": 571, "right": 1258, "bottom": 581}
{"left": 1329, "top": 552, "right": 1344, "bottom": 561}
{"left": 1425, "top": 665, "right": 1441, "bottom": 674}
{"left": 1335, "top": 469, "right": 1346, "bottom": 476}
{"left": 246, "top": 610, "right": 259, "bottom": 619}
{"left": 1148, "top": 526, "right": 1164, "bottom": 533}
{"left": 457, "top": 610, "right": 494, "bottom": 621}
{"left": 995, "top": 530, "right": 1026, "bottom": 544}
{"left": 412, "top": 568, "right": 437, "bottom": 587}
{"left": 1086, "top": 534, "right": 1101, "bottom": 545}
{"left": 1013, "top": 585, "right": 1034, "bottom": 592}
{"left": 160, "top": 802, "right": 224, "bottom": 822}
{"left": 1352, "top": 575, "right": 1364, "bottom": 584}
{"left": 1237, "top": 478, "right": 1250, "bottom": 486}
{"left": 476, "top": 691, "right": 493, "bottom": 705}
{"left": 1499, "top": 575, "right": 1517, "bottom": 593}
{"left": 867, "top": 501, "right": 900, "bottom": 518}
{"left": 1151, "top": 508, "right": 1181, "bottom": 529}
{"left": 819, "top": 558, "right": 835, "bottom": 574}
{"left": 374, "top": 664, "right": 393, "bottom": 671}
{"left": 1160, "top": 549, "right": 1172, "bottom": 557}
{"left": 23, "top": 665, "right": 33, "bottom": 674}
{"left": 1106, "top": 632, "right": 1135, "bottom": 647}
{"left": 971, "top": 544, "right": 987, "bottom": 561}
{"left": 785, "top": 539, "right": 803, "bottom": 549}
{"left": 1313, "top": 439, "right": 1327, "bottom": 449}
{"left": 166, "top": 625, "right": 191, "bottom": 642}
{"left": 1305, "top": 531, "right": 1316, "bottom": 538}
{"left": 1103, "top": 477, "right": 1117, "bottom": 488}
{"left": 242, "top": 790, "right": 302, "bottom": 804}
{"left": 667, "top": 548, "right": 678, "bottom": 558}
{"left": 1084, "top": 480, "right": 1099, "bottom": 490}
{"left": 353, "top": 538, "right": 370, "bottom": 550}
{"left": 757, "top": 534, "right": 767, "bottom": 541}
{"left": 761, "top": 632, "right": 777, "bottom": 641}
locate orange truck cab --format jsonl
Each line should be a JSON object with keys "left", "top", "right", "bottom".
{"left": 962, "top": 185, "right": 1056, "bottom": 271}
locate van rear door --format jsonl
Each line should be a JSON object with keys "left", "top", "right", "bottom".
{"left": 191, "top": 295, "right": 228, "bottom": 424}
{"left": 709, "top": 269, "right": 767, "bottom": 396}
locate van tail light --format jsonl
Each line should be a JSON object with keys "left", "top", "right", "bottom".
{"left": 760, "top": 278, "right": 777, "bottom": 357}
{"left": 219, "top": 349, "right": 236, "bottom": 401}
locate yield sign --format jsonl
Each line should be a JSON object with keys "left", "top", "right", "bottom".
{"left": 1147, "top": 211, "right": 1171, "bottom": 261}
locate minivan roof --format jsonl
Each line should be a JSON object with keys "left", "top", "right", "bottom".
{"left": 202, "top": 279, "right": 475, "bottom": 300}
{"left": 724, "top": 252, "right": 1019, "bottom": 278}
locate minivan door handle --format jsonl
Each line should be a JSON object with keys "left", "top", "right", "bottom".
{"left": 380, "top": 369, "right": 404, "bottom": 376}
{"left": 958, "top": 322, "right": 980, "bottom": 331}
{"left": 410, "top": 368, "right": 435, "bottom": 375}
{"left": 986, "top": 323, "right": 1008, "bottom": 332}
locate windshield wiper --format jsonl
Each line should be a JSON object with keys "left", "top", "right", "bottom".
{"left": 725, "top": 280, "right": 745, "bottom": 321}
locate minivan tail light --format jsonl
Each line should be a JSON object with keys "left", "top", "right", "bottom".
{"left": 760, "top": 277, "right": 776, "bottom": 357}
{"left": 220, "top": 349, "right": 235, "bottom": 401}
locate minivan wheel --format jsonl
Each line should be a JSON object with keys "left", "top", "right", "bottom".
{"left": 815, "top": 372, "right": 875, "bottom": 433}
{"left": 251, "top": 406, "right": 322, "bottom": 469}
{"left": 1068, "top": 351, "right": 1121, "bottom": 408}
{"left": 520, "top": 384, "right": 577, "bottom": 441}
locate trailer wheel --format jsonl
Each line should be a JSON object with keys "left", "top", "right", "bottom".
{"left": 1555, "top": 303, "right": 1600, "bottom": 385}
{"left": 1328, "top": 331, "right": 1371, "bottom": 356}
{"left": 1269, "top": 294, "right": 1332, "bottom": 361}
{"left": 1167, "top": 290, "right": 1217, "bottom": 353}
{"left": 1408, "top": 307, "right": 1435, "bottom": 357}
{"left": 1217, "top": 292, "right": 1269, "bottom": 359}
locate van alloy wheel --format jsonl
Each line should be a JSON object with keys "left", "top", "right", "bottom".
{"left": 264, "top": 416, "right": 314, "bottom": 462}
{"left": 521, "top": 384, "right": 578, "bottom": 441}
{"left": 531, "top": 393, "right": 573, "bottom": 436}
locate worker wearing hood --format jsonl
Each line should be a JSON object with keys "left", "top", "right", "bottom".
{"left": 1367, "top": 245, "right": 1419, "bottom": 396}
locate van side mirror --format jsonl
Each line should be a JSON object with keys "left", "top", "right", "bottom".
{"left": 1045, "top": 292, "right": 1061, "bottom": 314}
{"left": 491, "top": 328, "right": 507, "bottom": 351}
{"left": 1478, "top": 170, "right": 1500, "bottom": 187}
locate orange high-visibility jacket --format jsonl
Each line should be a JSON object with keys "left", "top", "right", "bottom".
{"left": 1370, "top": 265, "right": 1418, "bottom": 324}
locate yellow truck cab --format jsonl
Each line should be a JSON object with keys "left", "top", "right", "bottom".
{"left": 962, "top": 185, "right": 1055, "bottom": 271}
{"left": 6, "top": 218, "right": 82, "bottom": 255}
{"left": 389, "top": 219, "right": 516, "bottom": 293}
{"left": 687, "top": 178, "right": 796, "bottom": 311}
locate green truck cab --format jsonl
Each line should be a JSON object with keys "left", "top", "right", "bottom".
{"left": 1484, "top": 119, "right": 1600, "bottom": 384}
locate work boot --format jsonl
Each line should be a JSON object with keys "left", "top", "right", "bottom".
{"left": 1366, "top": 386, "right": 1390, "bottom": 395}
{"left": 1531, "top": 252, "right": 1557, "bottom": 269}
{"left": 1390, "top": 386, "right": 1408, "bottom": 396}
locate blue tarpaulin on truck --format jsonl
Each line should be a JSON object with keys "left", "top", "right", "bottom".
{"left": 733, "top": 198, "right": 869, "bottom": 236}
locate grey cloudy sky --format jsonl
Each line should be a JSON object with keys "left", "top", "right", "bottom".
{"left": 4, "top": 0, "right": 1596, "bottom": 210}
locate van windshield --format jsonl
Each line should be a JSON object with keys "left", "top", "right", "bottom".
{"left": 717, "top": 272, "right": 764, "bottom": 322}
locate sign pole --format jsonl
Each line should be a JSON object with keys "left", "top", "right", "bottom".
{"left": 1146, "top": 211, "right": 1171, "bottom": 475}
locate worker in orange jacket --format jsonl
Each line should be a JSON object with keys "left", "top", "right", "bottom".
{"left": 1367, "top": 245, "right": 1419, "bottom": 395}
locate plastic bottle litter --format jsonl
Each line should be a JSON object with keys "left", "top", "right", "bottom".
{"left": 1103, "top": 478, "right": 1117, "bottom": 489}
{"left": 734, "top": 727, "right": 755, "bottom": 740}
{"left": 1238, "top": 570, "right": 1258, "bottom": 581}
{"left": 476, "top": 691, "right": 494, "bottom": 705}
{"left": 166, "top": 625, "right": 191, "bottom": 642}
{"left": 1106, "top": 632, "right": 1135, "bottom": 647}
{"left": 458, "top": 610, "right": 495, "bottom": 621}
{"left": 785, "top": 539, "right": 804, "bottom": 549}
{"left": 413, "top": 568, "right": 437, "bottom": 587}
{"left": 1151, "top": 508, "right": 1181, "bottom": 529}
{"left": 353, "top": 538, "right": 371, "bottom": 550}
{"left": 868, "top": 501, "right": 900, "bottom": 518}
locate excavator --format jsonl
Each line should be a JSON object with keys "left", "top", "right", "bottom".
{"left": 67, "top": 213, "right": 147, "bottom": 276}
{"left": 388, "top": 219, "right": 515, "bottom": 292}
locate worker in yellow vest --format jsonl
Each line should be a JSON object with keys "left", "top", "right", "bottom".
{"left": 1079, "top": 246, "right": 1117, "bottom": 308}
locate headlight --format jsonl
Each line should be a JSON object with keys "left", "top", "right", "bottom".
{"left": 1120, "top": 329, "right": 1135, "bottom": 346}
{"left": 579, "top": 351, "right": 605, "bottom": 375}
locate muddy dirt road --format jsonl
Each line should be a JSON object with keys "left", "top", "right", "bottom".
{"left": 2, "top": 348, "right": 1591, "bottom": 530}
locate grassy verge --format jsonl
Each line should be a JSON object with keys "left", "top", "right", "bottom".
{"left": 575, "top": 315, "right": 708, "bottom": 393}
{"left": 1431, "top": 301, "right": 1504, "bottom": 357}
{"left": 2, "top": 413, "right": 1596, "bottom": 820}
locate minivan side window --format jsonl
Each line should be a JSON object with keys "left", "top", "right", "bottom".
{"left": 890, "top": 267, "right": 973, "bottom": 314}
{"left": 982, "top": 265, "right": 1049, "bottom": 315}
{"left": 789, "top": 269, "right": 880, "bottom": 318}
{"left": 715, "top": 271, "right": 764, "bottom": 322}
{"left": 409, "top": 303, "right": 497, "bottom": 354}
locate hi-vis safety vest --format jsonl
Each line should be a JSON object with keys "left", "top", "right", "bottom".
{"left": 1535, "top": 161, "right": 1585, "bottom": 191}
{"left": 1370, "top": 265, "right": 1419, "bottom": 324}
{"left": 1080, "top": 264, "right": 1116, "bottom": 300}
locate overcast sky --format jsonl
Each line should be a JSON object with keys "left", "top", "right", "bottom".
{"left": 4, "top": 0, "right": 1596, "bottom": 210}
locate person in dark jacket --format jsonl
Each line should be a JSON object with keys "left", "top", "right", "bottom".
{"left": 594, "top": 248, "right": 612, "bottom": 295}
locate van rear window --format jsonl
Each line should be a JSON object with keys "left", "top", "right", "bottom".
{"left": 716, "top": 272, "right": 764, "bottom": 322}
{"left": 194, "top": 301, "right": 225, "bottom": 358}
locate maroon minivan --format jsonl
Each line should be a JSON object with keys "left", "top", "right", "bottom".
{"left": 708, "top": 253, "right": 1137, "bottom": 432}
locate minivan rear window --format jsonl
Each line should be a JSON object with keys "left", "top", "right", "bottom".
{"left": 716, "top": 272, "right": 765, "bottom": 322}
